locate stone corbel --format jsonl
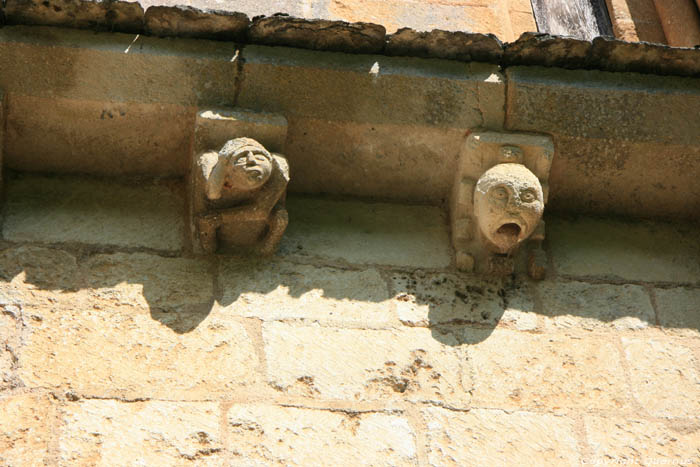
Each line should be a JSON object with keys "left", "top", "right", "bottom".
{"left": 189, "top": 108, "right": 290, "bottom": 255}
{"left": 450, "top": 131, "right": 554, "bottom": 279}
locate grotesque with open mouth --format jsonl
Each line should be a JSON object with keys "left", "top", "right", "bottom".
{"left": 474, "top": 163, "right": 544, "bottom": 254}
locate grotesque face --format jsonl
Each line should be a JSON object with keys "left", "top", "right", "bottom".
{"left": 473, "top": 163, "right": 544, "bottom": 254}
{"left": 219, "top": 138, "right": 273, "bottom": 192}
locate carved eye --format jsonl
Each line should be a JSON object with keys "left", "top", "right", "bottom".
{"left": 491, "top": 187, "right": 508, "bottom": 200}
{"left": 520, "top": 189, "right": 537, "bottom": 203}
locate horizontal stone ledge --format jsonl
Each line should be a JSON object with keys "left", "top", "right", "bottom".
{"left": 2, "top": 2, "right": 700, "bottom": 77}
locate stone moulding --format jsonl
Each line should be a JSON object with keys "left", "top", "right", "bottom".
{"left": 2, "top": 1, "right": 700, "bottom": 77}
{"left": 450, "top": 131, "right": 553, "bottom": 279}
{"left": 189, "top": 108, "right": 289, "bottom": 256}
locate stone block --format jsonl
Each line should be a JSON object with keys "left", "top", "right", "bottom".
{"left": 538, "top": 280, "right": 655, "bottom": 331}
{"left": 145, "top": 5, "right": 249, "bottom": 40}
{"left": 0, "top": 393, "right": 54, "bottom": 467}
{"left": 327, "top": 0, "right": 508, "bottom": 36}
{"left": 81, "top": 253, "right": 214, "bottom": 310}
{"left": 506, "top": 66, "right": 700, "bottom": 219}
{"left": 278, "top": 196, "right": 452, "bottom": 268}
{"left": 59, "top": 400, "right": 224, "bottom": 465}
{"left": 3, "top": 175, "right": 185, "bottom": 252}
{"left": 249, "top": 16, "right": 386, "bottom": 54}
{"left": 227, "top": 405, "right": 417, "bottom": 465}
{"left": 5, "top": 95, "right": 193, "bottom": 176}
{"left": 583, "top": 415, "right": 700, "bottom": 465}
{"left": 5, "top": 0, "right": 144, "bottom": 33}
{"left": 385, "top": 28, "right": 503, "bottom": 63}
{"left": 621, "top": 336, "right": 700, "bottom": 417}
{"left": 467, "top": 328, "right": 632, "bottom": 411}
{"left": 138, "top": 0, "right": 314, "bottom": 19}
{"left": 219, "top": 259, "right": 395, "bottom": 327}
{"left": 0, "top": 27, "right": 241, "bottom": 106}
{"left": 194, "top": 108, "right": 288, "bottom": 155}
{"left": 655, "top": 287, "right": 700, "bottom": 337}
{"left": 507, "top": 66, "right": 700, "bottom": 145}
{"left": 390, "top": 271, "right": 536, "bottom": 330}
{"left": 0, "top": 246, "right": 79, "bottom": 302}
{"left": 238, "top": 44, "right": 502, "bottom": 128}
{"left": 262, "top": 322, "right": 470, "bottom": 404}
{"left": 422, "top": 407, "right": 580, "bottom": 465}
{"left": 548, "top": 215, "right": 700, "bottom": 283}
{"left": 282, "top": 118, "right": 466, "bottom": 204}
{"left": 547, "top": 137, "right": 700, "bottom": 219}
{"left": 16, "top": 251, "right": 258, "bottom": 399}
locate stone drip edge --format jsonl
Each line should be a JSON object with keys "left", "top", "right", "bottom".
{"left": 1, "top": 0, "right": 700, "bottom": 78}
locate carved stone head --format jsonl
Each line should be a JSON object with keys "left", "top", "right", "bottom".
{"left": 473, "top": 163, "right": 544, "bottom": 254}
{"left": 205, "top": 137, "right": 274, "bottom": 200}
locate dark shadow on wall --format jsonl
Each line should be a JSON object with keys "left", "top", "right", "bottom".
{"left": 0, "top": 241, "right": 680, "bottom": 344}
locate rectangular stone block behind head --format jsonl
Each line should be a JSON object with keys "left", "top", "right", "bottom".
{"left": 194, "top": 108, "right": 288, "bottom": 154}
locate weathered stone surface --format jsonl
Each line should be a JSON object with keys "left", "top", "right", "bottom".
{"left": 538, "top": 280, "right": 655, "bottom": 330}
{"left": 584, "top": 415, "right": 700, "bottom": 465}
{"left": 279, "top": 196, "right": 452, "bottom": 268}
{"left": 506, "top": 66, "right": 700, "bottom": 219}
{"left": 0, "top": 312, "right": 20, "bottom": 389}
{"left": 3, "top": 175, "right": 185, "bottom": 252}
{"left": 283, "top": 119, "right": 466, "bottom": 204}
{"left": 145, "top": 5, "right": 249, "bottom": 40}
{"left": 249, "top": 16, "right": 386, "bottom": 54}
{"left": 263, "top": 322, "right": 470, "bottom": 403}
{"left": 5, "top": 95, "right": 193, "bottom": 177}
{"left": 507, "top": 66, "right": 700, "bottom": 144}
{"left": 227, "top": 405, "right": 417, "bottom": 465}
{"left": 15, "top": 251, "right": 258, "bottom": 399}
{"left": 81, "top": 253, "right": 214, "bottom": 310}
{"left": 504, "top": 33, "right": 700, "bottom": 77}
{"left": 59, "top": 400, "right": 224, "bottom": 465}
{"left": 0, "top": 393, "right": 54, "bottom": 467}
{"left": 546, "top": 137, "right": 700, "bottom": 220}
{"left": 138, "top": 0, "right": 316, "bottom": 20}
{"left": 386, "top": 28, "right": 502, "bottom": 63}
{"left": 467, "top": 328, "right": 631, "bottom": 410}
{"left": 195, "top": 108, "right": 288, "bottom": 155}
{"left": 220, "top": 260, "right": 395, "bottom": 327}
{"left": 390, "top": 271, "right": 536, "bottom": 329}
{"left": 0, "top": 246, "right": 79, "bottom": 295}
{"left": 238, "top": 45, "right": 501, "bottom": 128}
{"left": 548, "top": 216, "right": 700, "bottom": 283}
{"left": 326, "top": 0, "right": 513, "bottom": 38}
{"left": 0, "top": 27, "right": 241, "bottom": 106}
{"left": 5, "top": 0, "right": 144, "bottom": 33}
{"left": 423, "top": 407, "right": 580, "bottom": 465}
{"left": 504, "top": 33, "right": 592, "bottom": 69}
{"left": 621, "top": 337, "right": 700, "bottom": 417}
{"left": 655, "top": 287, "right": 700, "bottom": 337}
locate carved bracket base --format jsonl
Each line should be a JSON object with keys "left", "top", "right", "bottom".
{"left": 189, "top": 108, "right": 290, "bottom": 256}
{"left": 450, "top": 131, "right": 554, "bottom": 279}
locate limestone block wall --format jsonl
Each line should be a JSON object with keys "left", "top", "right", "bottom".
{"left": 1, "top": 175, "right": 699, "bottom": 465}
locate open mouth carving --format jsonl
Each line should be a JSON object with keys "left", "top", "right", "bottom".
{"left": 496, "top": 222, "right": 522, "bottom": 239}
